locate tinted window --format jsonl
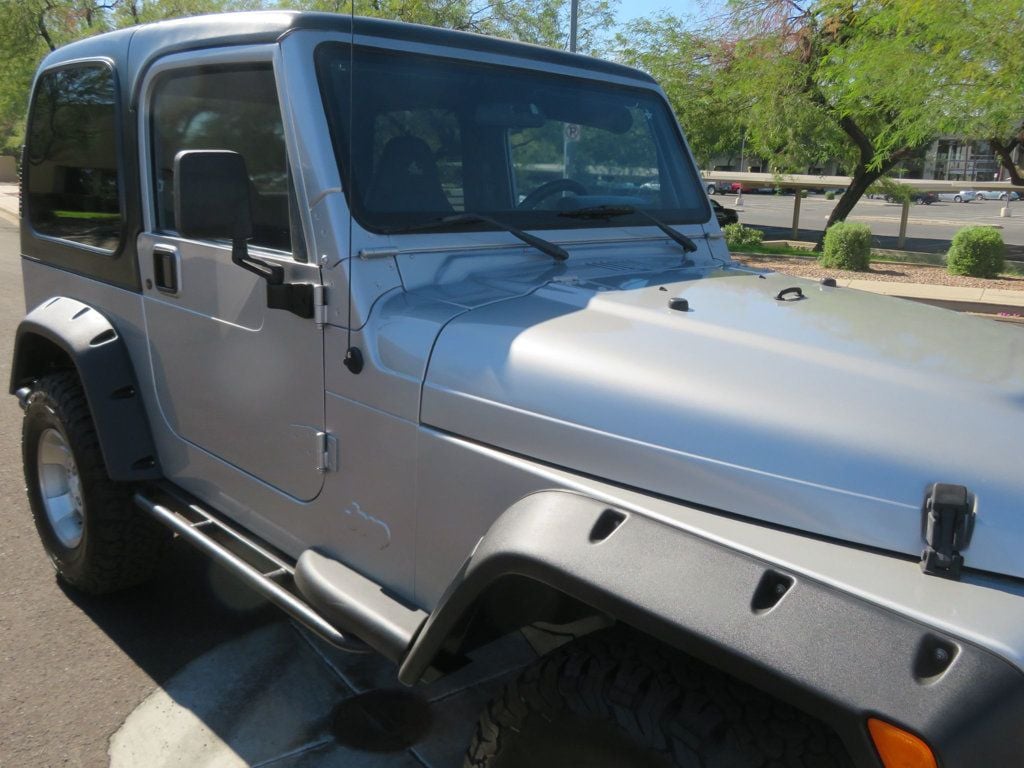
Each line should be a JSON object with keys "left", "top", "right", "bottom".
{"left": 26, "top": 64, "right": 122, "bottom": 252}
{"left": 316, "top": 45, "right": 710, "bottom": 233}
{"left": 150, "top": 65, "right": 294, "bottom": 253}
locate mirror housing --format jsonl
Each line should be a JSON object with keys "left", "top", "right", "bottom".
{"left": 173, "top": 150, "right": 253, "bottom": 241}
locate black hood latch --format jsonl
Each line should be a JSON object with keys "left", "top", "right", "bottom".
{"left": 921, "top": 483, "right": 975, "bottom": 580}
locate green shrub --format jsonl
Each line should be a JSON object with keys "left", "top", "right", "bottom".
{"left": 946, "top": 227, "right": 1005, "bottom": 278}
{"left": 723, "top": 223, "right": 764, "bottom": 251}
{"left": 819, "top": 222, "right": 872, "bottom": 271}
{"left": 824, "top": 190, "right": 835, "bottom": 200}
{"left": 799, "top": 189, "right": 808, "bottom": 198}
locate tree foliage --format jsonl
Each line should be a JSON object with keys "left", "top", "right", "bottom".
{"left": 619, "top": 0, "right": 989, "bottom": 247}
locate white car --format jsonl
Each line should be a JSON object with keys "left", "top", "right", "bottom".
{"left": 936, "top": 190, "right": 977, "bottom": 202}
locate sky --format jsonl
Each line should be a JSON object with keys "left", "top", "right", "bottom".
{"left": 614, "top": 0, "right": 724, "bottom": 26}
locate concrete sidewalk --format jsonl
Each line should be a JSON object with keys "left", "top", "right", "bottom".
{"left": 2, "top": 182, "right": 1021, "bottom": 310}
{"left": 0, "top": 181, "right": 17, "bottom": 223}
{"left": 834, "top": 277, "right": 1024, "bottom": 310}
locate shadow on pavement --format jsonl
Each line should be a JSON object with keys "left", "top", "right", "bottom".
{"left": 59, "top": 539, "right": 278, "bottom": 685}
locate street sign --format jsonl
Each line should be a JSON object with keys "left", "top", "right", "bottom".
{"left": 564, "top": 123, "right": 581, "bottom": 142}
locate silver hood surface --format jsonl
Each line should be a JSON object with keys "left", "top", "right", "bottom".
{"left": 421, "top": 266, "right": 1024, "bottom": 579}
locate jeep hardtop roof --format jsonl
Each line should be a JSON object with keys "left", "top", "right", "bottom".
{"left": 38, "top": 11, "right": 656, "bottom": 95}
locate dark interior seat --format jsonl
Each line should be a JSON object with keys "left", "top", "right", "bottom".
{"left": 366, "top": 136, "right": 452, "bottom": 213}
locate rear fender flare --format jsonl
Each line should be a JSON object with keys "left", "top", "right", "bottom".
{"left": 11, "top": 297, "right": 161, "bottom": 481}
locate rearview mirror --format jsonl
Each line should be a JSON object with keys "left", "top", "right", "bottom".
{"left": 474, "top": 101, "right": 545, "bottom": 128}
{"left": 173, "top": 149, "right": 252, "bottom": 241}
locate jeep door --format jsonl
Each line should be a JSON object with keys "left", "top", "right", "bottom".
{"left": 137, "top": 50, "right": 326, "bottom": 502}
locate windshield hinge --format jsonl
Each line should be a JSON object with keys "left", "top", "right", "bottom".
{"left": 921, "top": 483, "right": 974, "bottom": 580}
{"left": 313, "top": 284, "right": 327, "bottom": 329}
{"left": 314, "top": 431, "right": 336, "bottom": 473}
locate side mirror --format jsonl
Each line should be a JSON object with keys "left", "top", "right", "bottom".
{"left": 173, "top": 149, "right": 253, "bottom": 241}
{"left": 171, "top": 149, "right": 314, "bottom": 320}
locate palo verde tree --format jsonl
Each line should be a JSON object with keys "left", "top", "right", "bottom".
{"left": 621, "top": 0, "right": 948, "bottom": 248}
{"left": 617, "top": 16, "right": 748, "bottom": 169}
{"left": 838, "top": 0, "right": 1024, "bottom": 185}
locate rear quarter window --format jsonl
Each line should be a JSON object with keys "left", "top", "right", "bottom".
{"left": 25, "top": 63, "right": 123, "bottom": 253}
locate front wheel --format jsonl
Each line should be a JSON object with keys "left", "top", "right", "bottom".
{"left": 707, "top": 184, "right": 716, "bottom": 195}
{"left": 465, "top": 628, "right": 851, "bottom": 768}
{"left": 23, "top": 371, "right": 168, "bottom": 594}
{"left": 953, "top": 195, "right": 963, "bottom": 203}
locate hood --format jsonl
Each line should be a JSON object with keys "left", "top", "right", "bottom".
{"left": 421, "top": 265, "right": 1024, "bottom": 579}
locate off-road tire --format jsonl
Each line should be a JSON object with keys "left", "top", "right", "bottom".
{"left": 465, "top": 628, "right": 851, "bottom": 768}
{"left": 23, "top": 371, "right": 168, "bottom": 594}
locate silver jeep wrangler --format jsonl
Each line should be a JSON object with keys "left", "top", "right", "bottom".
{"left": 11, "top": 11, "right": 1024, "bottom": 767}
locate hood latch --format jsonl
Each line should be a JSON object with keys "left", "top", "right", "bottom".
{"left": 920, "top": 483, "right": 975, "bottom": 580}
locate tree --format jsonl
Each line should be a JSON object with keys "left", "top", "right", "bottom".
{"left": 617, "top": 16, "right": 748, "bottom": 169}
{"left": 838, "top": 0, "right": 1024, "bottom": 184}
{"left": 620, "top": 0, "right": 950, "bottom": 248}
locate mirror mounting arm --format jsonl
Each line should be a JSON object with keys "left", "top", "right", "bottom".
{"left": 231, "top": 237, "right": 284, "bottom": 285}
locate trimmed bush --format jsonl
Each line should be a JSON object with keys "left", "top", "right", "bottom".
{"left": 824, "top": 190, "right": 835, "bottom": 200}
{"left": 723, "top": 223, "right": 763, "bottom": 250}
{"left": 819, "top": 222, "right": 872, "bottom": 271}
{"left": 946, "top": 227, "right": 1005, "bottom": 278}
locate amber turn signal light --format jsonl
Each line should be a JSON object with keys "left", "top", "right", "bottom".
{"left": 867, "top": 718, "right": 937, "bottom": 768}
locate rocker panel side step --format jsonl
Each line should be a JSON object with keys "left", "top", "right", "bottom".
{"left": 295, "top": 549, "right": 428, "bottom": 664}
{"left": 134, "top": 491, "right": 370, "bottom": 654}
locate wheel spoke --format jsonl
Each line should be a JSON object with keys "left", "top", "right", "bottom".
{"left": 40, "top": 464, "right": 69, "bottom": 498}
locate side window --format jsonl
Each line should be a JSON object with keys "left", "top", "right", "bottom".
{"left": 25, "top": 64, "right": 122, "bottom": 252}
{"left": 150, "top": 65, "right": 295, "bottom": 253}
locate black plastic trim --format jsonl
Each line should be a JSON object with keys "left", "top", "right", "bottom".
{"left": 399, "top": 490, "right": 1024, "bottom": 768}
{"left": 10, "top": 297, "right": 161, "bottom": 481}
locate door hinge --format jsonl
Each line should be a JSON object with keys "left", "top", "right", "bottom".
{"left": 313, "top": 284, "right": 327, "bottom": 329}
{"left": 921, "top": 483, "right": 975, "bottom": 580}
{"left": 315, "top": 431, "right": 336, "bottom": 473}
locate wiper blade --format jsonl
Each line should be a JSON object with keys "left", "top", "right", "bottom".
{"left": 557, "top": 205, "right": 636, "bottom": 219}
{"left": 385, "top": 213, "right": 568, "bottom": 262}
{"left": 560, "top": 205, "right": 698, "bottom": 253}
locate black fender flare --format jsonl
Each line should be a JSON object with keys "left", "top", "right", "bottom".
{"left": 10, "top": 297, "right": 161, "bottom": 482}
{"left": 398, "top": 490, "right": 1024, "bottom": 767}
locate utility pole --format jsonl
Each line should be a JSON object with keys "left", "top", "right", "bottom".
{"left": 563, "top": 0, "right": 580, "bottom": 179}
{"left": 570, "top": 0, "right": 579, "bottom": 52}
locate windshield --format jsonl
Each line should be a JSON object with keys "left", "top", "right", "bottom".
{"left": 315, "top": 43, "right": 710, "bottom": 233}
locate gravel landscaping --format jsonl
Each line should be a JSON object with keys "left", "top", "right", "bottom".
{"left": 733, "top": 253, "right": 1024, "bottom": 292}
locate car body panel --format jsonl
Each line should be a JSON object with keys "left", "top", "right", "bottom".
{"left": 422, "top": 264, "right": 1024, "bottom": 579}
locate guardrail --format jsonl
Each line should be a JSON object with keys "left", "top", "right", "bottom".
{"left": 701, "top": 171, "right": 1022, "bottom": 247}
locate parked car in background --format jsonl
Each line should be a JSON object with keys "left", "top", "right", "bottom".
{"left": 729, "top": 181, "right": 774, "bottom": 194}
{"left": 936, "top": 190, "right": 977, "bottom": 203}
{"left": 704, "top": 180, "right": 732, "bottom": 195}
{"left": 710, "top": 198, "right": 738, "bottom": 226}
{"left": 977, "top": 189, "right": 1020, "bottom": 201}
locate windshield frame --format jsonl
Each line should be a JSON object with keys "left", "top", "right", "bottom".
{"left": 314, "top": 41, "right": 712, "bottom": 236}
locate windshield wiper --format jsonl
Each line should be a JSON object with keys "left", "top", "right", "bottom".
{"left": 558, "top": 205, "right": 698, "bottom": 254}
{"left": 385, "top": 213, "right": 568, "bottom": 262}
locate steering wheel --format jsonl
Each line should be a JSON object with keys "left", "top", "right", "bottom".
{"left": 517, "top": 178, "right": 588, "bottom": 210}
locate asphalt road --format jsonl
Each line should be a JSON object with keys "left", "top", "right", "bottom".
{"left": 0, "top": 217, "right": 278, "bottom": 766}
{"left": 721, "top": 192, "right": 1024, "bottom": 256}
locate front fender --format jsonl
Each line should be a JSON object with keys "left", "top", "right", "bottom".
{"left": 11, "top": 297, "right": 161, "bottom": 481}
{"left": 399, "top": 490, "right": 1024, "bottom": 768}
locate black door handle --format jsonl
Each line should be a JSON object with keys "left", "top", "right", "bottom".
{"left": 153, "top": 246, "right": 179, "bottom": 294}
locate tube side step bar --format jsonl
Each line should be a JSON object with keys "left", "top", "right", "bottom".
{"left": 134, "top": 490, "right": 370, "bottom": 654}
